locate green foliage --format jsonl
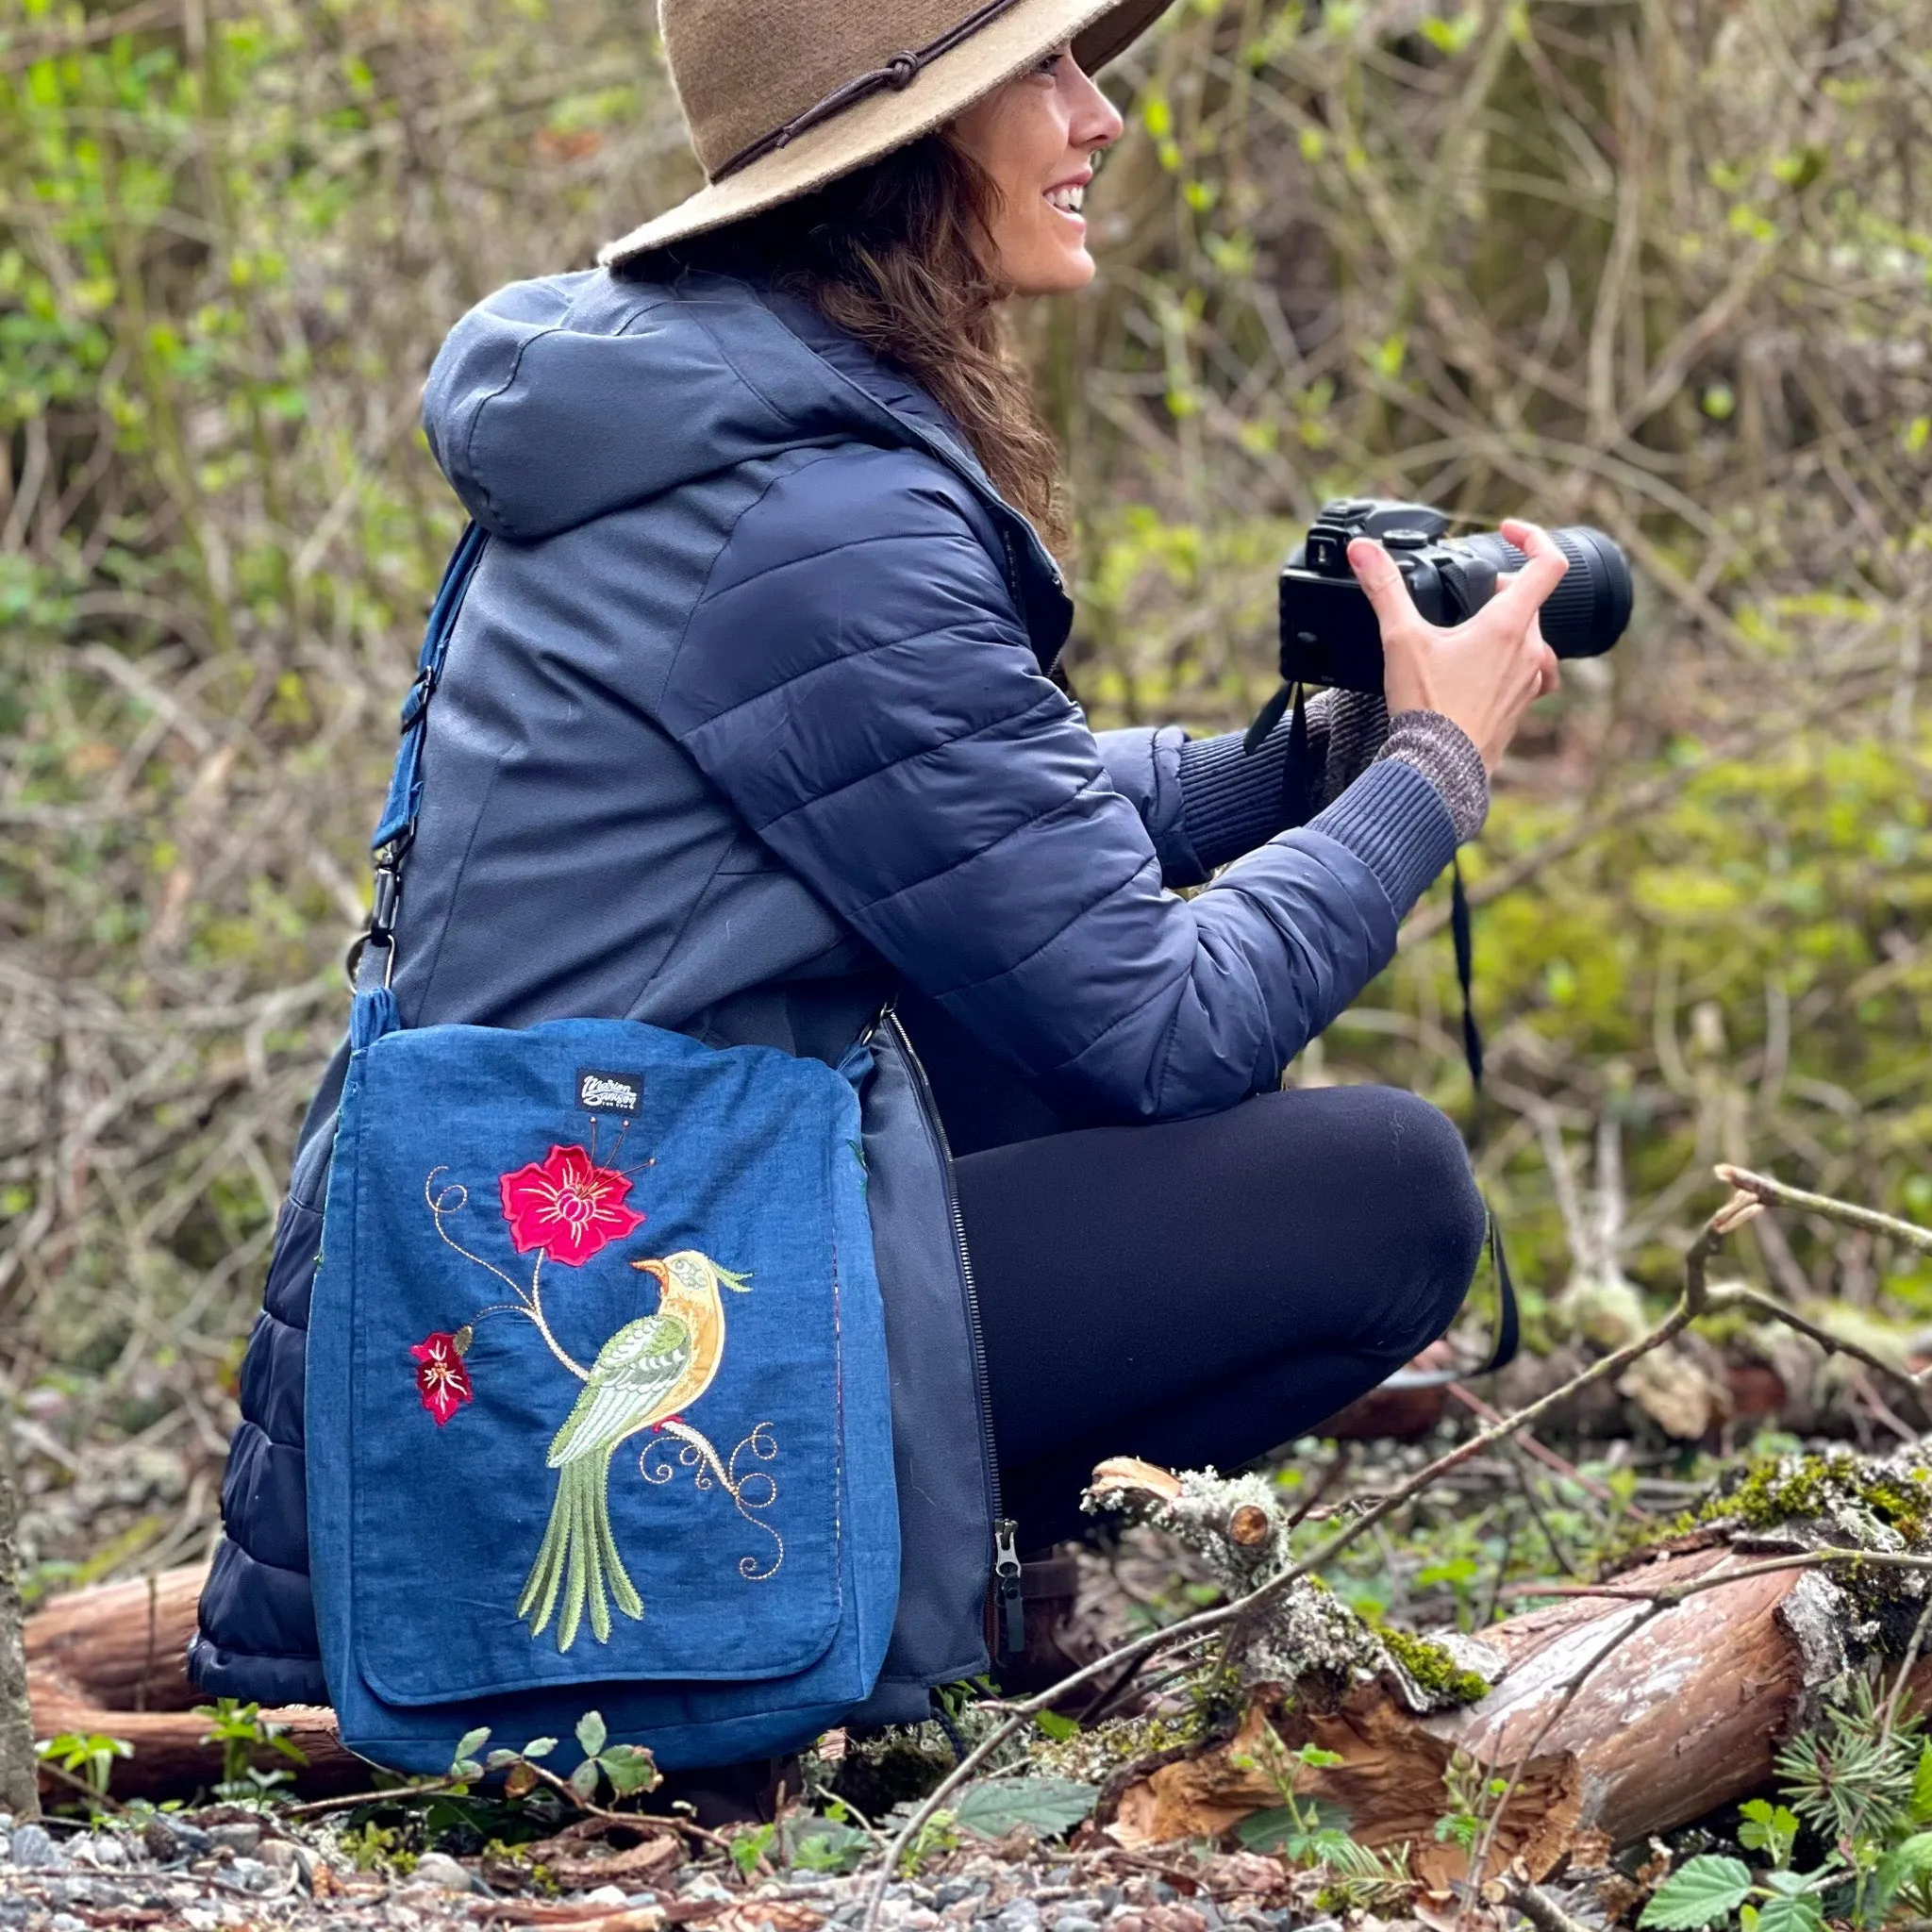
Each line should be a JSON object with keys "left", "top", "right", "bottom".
{"left": 894, "top": 1807, "right": 960, "bottom": 1877}
{"left": 193, "top": 1697, "right": 307, "bottom": 1803}
{"left": 1641, "top": 1856, "right": 1757, "bottom": 1929}
{"left": 727, "top": 1821, "right": 777, "bottom": 1880}
{"left": 779, "top": 1811, "right": 873, "bottom": 1875}
{"left": 341, "top": 1820, "right": 416, "bottom": 1874}
{"left": 34, "top": 1729, "right": 131, "bottom": 1807}
{"left": 1647, "top": 1679, "right": 1932, "bottom": 1932}
{"left": 456, "top": 1715, "right": 656, "bottom": 1804}
{"left": 1433, "top": 1747, "right": 1510, "bottom": 1854}
{"left": 1774, "top": 1676, "right": 1924, "bottom": 1851}
{"left": 951, "top": 1774, "right": 1098, "bottom": 1840}
{"left": 1737, "top": 1800, "right": 1801, "bottom": 1870}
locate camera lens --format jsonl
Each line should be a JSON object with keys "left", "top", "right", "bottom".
{"left": 1467, "top": 526, "right": 1633, "bottom": 658}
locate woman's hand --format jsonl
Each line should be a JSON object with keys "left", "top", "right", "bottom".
{"left": 1347, "top": 517, "right": 1565, "bottom": 774}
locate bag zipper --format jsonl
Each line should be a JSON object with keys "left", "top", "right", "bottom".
{"left": 883, "top": 1009, "right": 1024, "bottom": 1660}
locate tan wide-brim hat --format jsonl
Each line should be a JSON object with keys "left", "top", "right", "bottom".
{"left": 599, "top": 0, "right": 1176, "bottom": 266}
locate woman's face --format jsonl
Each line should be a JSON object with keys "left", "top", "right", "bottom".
{"left": 949, "top": 47, "right": 1125, "bottom": 296}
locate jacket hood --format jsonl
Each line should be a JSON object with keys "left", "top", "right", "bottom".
{"left": 422, "top": 269, "right": 1064, "bottom": 601}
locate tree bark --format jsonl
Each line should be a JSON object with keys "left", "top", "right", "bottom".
{"left": 0, "top": 1407, "right": 40, "bottom": 1819}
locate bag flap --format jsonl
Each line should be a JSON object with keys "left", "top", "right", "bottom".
{"left": 319, "top": 1019, "right": 862, "bottom": 1707}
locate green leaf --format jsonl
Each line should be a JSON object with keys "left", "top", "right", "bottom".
{"left": 569, "top": 1758, "right": 601, "bottom": 1797}
{"left": 1033, "top": 1710, "right": 1080, "bottom": 1742}
{"left": 598, "top": 1742, "right": 658, "bottom": 1796}
{"left": 1910, "top": 1743, "right": 1932, "bottom": 1823}
{"left": 1753, "top": 1895, "right": 1824, "bottom": 1932}
{"left": 781, "top": 1815, "right": 872, "bottom": 1874}
{"left": 1237, "top": 1799, "right": 1354, "bottom": 1854}
{"left": 1639, "top": 1855, "right": 1755, "bottom": 1929}
{"left": 575, "top": 1711, "right": 607, "bottom": 1759}
{"left": 1295, "top": 1744, "right": 1346, "bottom": 1769}
{"left": 953, "top": 1776, "right": 1098, "bottom": 1840}
{"left": 730, "top": 1823, "right": 777, "bottom": 1878}
{"left": 522, "top": 1737, "right": 558, "bottom": 1760}
{"left": 1869, "top": 1831, "right": 1932, "bottom": 1919}
{"left": 451, "top": 1726, "right": 491, "bottom": 1774}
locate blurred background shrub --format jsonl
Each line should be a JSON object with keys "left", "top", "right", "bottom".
{"left": 1, "top": 0, "right": 1928, "bottom": 1582}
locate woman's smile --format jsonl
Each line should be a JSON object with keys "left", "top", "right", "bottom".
{"left": 950, "top": 52, "right": 1124, "bottom": 296}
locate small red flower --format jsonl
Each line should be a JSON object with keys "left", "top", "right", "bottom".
{"left": 411, "top": 1331, "right": 474, "bottom": 1426}
{"left": 498, "top": 1144, "right": 645, "bottom": 1267}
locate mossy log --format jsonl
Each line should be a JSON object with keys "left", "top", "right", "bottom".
{"left": 25, "top": 1566, "right": 365, "bottom": 1798}
{"left": 1092, "top": 1454, "right": 1932, "bottom": 1885}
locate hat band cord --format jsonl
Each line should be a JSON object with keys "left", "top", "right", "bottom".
{"left": 711, "top": 0, "right": 1035, "bottom": 182}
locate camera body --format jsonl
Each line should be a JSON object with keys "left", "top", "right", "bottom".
{"left": 1276, "top": 497, "right": 1632, "bottom": 694}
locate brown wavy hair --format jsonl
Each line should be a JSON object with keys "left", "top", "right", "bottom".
{"left": 673, "top": 135, "right": 1069, "bottom": 552}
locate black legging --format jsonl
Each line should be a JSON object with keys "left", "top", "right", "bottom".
{"left": 954, "top": 1083, "right": 1486, "bottom": 1550}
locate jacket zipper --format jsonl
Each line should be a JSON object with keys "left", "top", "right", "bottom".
{"left": 884, "top": 1009, "right": 1024, "bottom": 1660}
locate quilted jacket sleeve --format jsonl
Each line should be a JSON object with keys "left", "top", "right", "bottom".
{"left": 658, "top": 444, "right": 1457, "bottom": 1124}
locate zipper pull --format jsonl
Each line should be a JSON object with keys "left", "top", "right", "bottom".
{"left": 993, "top": 1518, "right": 1025, "bottom": 1660}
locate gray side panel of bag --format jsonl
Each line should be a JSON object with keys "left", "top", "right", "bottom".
{"left": 852, "top": 1025, "right": 994, "bottom": 1712}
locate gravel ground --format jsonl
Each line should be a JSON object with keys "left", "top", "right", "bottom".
{"left": 0, "top": 1808, "right": 1393, "bottom": 1932}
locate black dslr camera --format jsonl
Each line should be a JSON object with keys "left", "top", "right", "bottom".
{"left": 1274, "top": 497, "right": 1633, "bottom": 695}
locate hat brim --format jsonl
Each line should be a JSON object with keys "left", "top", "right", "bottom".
{"left": 600, "top": 0, "right": 1176, "bottom": 266}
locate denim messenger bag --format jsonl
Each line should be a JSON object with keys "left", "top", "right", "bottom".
{"left": 307, "top": 526, "right": 901, "bottom": 1773}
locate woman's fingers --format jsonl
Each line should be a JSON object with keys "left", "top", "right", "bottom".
{"left": 1491, "top": 519, "right": 1569, "bottom": 620}
{"left": 1346, "top": 536, "right": 1423, "bottom": 637}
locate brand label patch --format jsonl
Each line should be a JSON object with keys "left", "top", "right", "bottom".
{"left": 576, "top": 1069, "right": 644, "bottom": 1115}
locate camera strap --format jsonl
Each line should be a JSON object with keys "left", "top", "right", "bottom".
{"left": 1241, "top": 681, "right": 1518, "bottom": 1378}
{"left": 1241, "top": 677, "right": 1323, "bottom": 830}
{"left": 1378, "top": 1209, "right": 1518, "bottom": 1387}
{"left": 1451, "top": 857, "right": 1483, "bottom": 1090}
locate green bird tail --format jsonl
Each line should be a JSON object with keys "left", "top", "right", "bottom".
{"left": 517, "top": 1454, "right": 644, "bottom": 1651}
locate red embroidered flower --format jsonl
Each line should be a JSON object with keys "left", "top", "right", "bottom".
{"left": 411, "top": 1331, "right": 474, "bottom": 1426}
{"left": 498, "top": 1144, "right": 645, "bottom": 1267}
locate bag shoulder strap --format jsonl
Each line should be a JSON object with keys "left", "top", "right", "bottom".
{"left": 347, "top": 523, "right": 488, "bottom": 1037}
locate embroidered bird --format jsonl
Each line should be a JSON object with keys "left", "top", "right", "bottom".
{"left": 630, "top": 1249, "right": 752, "bottom": 1425}
{"left": 516, "top": 1250, "right": 749, "bottom": 1652}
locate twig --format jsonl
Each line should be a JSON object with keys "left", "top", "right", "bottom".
{"left": 281, "top": 1774, "right": 467, "bottom": 1819}
{"left": 1498, "top": 1545, "right": 1932, "bottom": 1605}
{"left": 1717, "top": 1165, "right": 1932, "bottom": 1257}
{"left": 858, "top": 1191, "right": 1762, "bottom": 1932}
{"left": 283, "top": 1759, "right": 729, "bottom": 1852}
{"left": 1505, "top": 1879, "right": 1598, "bottom": 1932}
{"left": 1448, "top": 1385, "right": 1614, "bottom": 1505}
{"left": 1882, "top": 1593, "right": 1932, "bottom": 1740}
{"left": 517, "top": 1760, "right": 732, "bottom": 1854}
{"left": 32, "top": 1753, "right": 128, "bottom": 1815}
{"left": 1702, "top": 1276, "right": 1932, "bottom": 1405}
{"left": 1507, "top": 1446, "right": 1579, "bottom": 1576}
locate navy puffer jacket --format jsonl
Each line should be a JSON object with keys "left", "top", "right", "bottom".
{"left": 191, "top": 266, "right": 1458, "bottom": 1710}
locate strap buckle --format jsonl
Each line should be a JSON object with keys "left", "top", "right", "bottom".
{"left": 343, "top": 862, "right": 403, "bottom": 991}
{"left": 398, "top": 667, "right": 438, "bottom": 731}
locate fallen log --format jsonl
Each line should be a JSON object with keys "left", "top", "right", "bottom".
{"left": 25, "top": 1566, "right": 364, "bottom": 1798}
{"left": 1091, "top": 1452, "right": 1932, "bottom": 1885}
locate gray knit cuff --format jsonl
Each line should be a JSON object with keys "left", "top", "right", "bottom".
{"left": 1319, "top": 690, "right": 1390, "bottom": 809}
{"left": 1375, "top": 710, "right": 1489, "bottom": 844}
